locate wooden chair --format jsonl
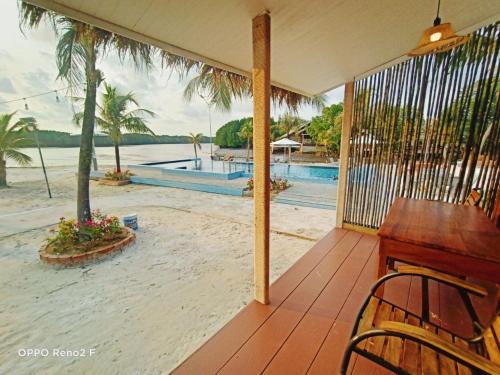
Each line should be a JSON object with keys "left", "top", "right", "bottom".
{"left": 341, "top": 266, "right": 500, "bottom": 374}
{"left": 464, "top": 188, "right": 483, "bottom": 207}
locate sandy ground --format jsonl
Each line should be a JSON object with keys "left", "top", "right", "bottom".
{"left": 0, "top": 166, "right": 336, "bottom": 374}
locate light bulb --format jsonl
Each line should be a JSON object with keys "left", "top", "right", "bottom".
{"left": 430, "top": 32, "right": 442, "bottom": 42}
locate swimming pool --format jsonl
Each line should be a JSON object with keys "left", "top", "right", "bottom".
{"left": 141, "top": 159, "right": 339, "bottom": 183}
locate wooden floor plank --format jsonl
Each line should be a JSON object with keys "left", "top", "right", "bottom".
{"left": 307, "top": 245, "right": 380, "bottom": 374}
{"left": 351, "top": 355, "right": 393, "bottom": 375}
{"left": 382, "top": 263, "right": 412, "bottom": 310}
{"left": 171, "top": 228, "right": 348, "bottom": 375}
{"left": 439, "top": 283, "right": 474, "bottom": 338}
{"left": 174, "top": 228, "right": 493, "bottom": 375}
{"left": 407, "top": 276, "right": 423, "bottom": 316}
{"left": 428, "top": 279, "right": 441, "bottom": 326}
{"left": 262, "top": 235, "right": 378, "bottom": 374}
{"left": 217, "top": 231, "right": 363, "bottom": 375}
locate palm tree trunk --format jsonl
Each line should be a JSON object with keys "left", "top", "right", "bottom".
{"left": 77, "top": 42, "right": 97, "bottom": 223}
{"left": 0, "top": 158, "right": 7, "bottom": 187}
{"left": 114, "top": 144, "right": 121, "bottom": 173}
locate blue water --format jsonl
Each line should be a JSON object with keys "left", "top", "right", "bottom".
{"left": 231, "top": 162, "right": 338, "bottom": 181}
{"left": 159, "top": 159, "right": 338, "bottom": 182}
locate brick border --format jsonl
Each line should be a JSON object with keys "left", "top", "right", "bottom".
{"left": 39, "top": 228, "right": 136, "bottom": 266}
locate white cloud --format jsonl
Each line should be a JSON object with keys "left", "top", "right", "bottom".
{"left": 0, "top": 1, "right": 344, "bottom": 136}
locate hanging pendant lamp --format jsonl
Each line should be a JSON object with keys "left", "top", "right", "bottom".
{"left": 408, "top": 0, "right": 469, "bottom": 57}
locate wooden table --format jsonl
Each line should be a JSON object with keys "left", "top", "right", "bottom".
{"left": 378, "top": 198, "right": 500, "bottom": 284}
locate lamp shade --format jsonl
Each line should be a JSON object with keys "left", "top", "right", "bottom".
{"left": 408, "top": 23, "right": 469, "bottom": 56}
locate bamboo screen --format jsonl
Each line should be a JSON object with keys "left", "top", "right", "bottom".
{"left": 343, "top": 22, "right": 499, "bottom": 229}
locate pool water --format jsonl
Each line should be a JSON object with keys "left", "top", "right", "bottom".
{"left": 158, "top": 159, "right": 338, "bottom": 182}
{"left": 231, "top": 162, "right": 338, "bottom": 181}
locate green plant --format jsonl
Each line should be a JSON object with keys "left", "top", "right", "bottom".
{"left": 246, "top": 177, "right": 254, "bottom": 191}
{"left": 308, "top": 103, "right": 344, "bottom": 157}
{"left": 246, "top": 177, "right": 289, "bottom": 193}
{"left": 48, "top": 210, "right": 123, "bottom": 254}
{"left": 0, "top": 112, "right": 36, "bottom": 187}
{"left": 104, "top": 169, "right": 133, "bottom": 181}
{"left": 188, "top": 132, "right": 203, "bottom": 161}
{"left": 272, "top": 177, "right": 290, "bottom": 192}
{"left": 74, "top": 83, "right": 155, "bottom": 173}
{"left": 238, "top": 119, "right": 253, "bottom": 161}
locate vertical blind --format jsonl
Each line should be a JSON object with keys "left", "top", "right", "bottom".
{"left": 344, "top": 22, "right": 499, "bottom": 229}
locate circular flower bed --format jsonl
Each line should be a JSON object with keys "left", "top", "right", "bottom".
{"left": 40, "top": 211, "right": 136, "bottom": 266}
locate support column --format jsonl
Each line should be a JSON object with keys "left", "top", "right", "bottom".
{"left": 252, "top": 11, "right": 271, "bottom": 304}
{"left": 336, "top": 81, "right": 354, "bottom": 228}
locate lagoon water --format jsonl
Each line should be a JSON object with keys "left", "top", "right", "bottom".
{"left": 18, "top": 143, "right": 215, "bottom": 168}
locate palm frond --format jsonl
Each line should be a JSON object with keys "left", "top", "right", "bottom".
{"left": 18, "top": 2, "right": 54, "bottom": 31}
{"left": 73, "top": 111, "right": 84, "bottom": 126}
{"left": 122, "top": 117, "right": 154, "bottom": 135}
{"left": 55, "top": 23, "right": 87, "bottom": 87}
{"left": 4, "top": 148, "right": 32, "bottom": 166}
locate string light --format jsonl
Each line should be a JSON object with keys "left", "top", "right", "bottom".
{"left": 0, "top": 84, "right": 80, "bottom": 106}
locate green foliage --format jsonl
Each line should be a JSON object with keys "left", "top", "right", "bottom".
{"left": 47, "top": 210, "right": 124, "bottom": 254}
{"left": 308, "top": 103, "right": 344, "bottom": 156}
{"left": 238, "top": 119, "right": 253, "bottom": 142}
{"left": 0, "top": 112, "right": 35, "bottom": 165}
{"left": 188, "top": 133, "right": 204, "bottom": 149}
{"left": 246, "top": 177, "right": 290, "bottom": 193}
{"left": 74, "top": 82, "right": 155, "bottom": 147}
{"left": 20, "top": 131, "right": 210, "bottom": 147}
{"left": 215, "top": 117, "right": 250, "bottom": 148}
{"left": 215, "top": 117, "right": 278, "bottom": 148}
{"left": 0, "top": 112, "right": 37, "bottom": 186}
{"left": 278, "top": 112, "right": 304, "bottom": 138}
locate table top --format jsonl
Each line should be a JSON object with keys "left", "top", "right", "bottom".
{"left": 378, "top": 198, "right": 500, "bottom": 263}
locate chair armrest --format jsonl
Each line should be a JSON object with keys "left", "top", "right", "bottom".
{"left": 397, "top": 266, "right": 488, "bottom": 297}
{"left": 379, "top": 321, "right": 500, "bottom": 374}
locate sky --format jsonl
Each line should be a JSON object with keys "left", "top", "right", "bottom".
{"left": 0, "top": 1, "right": 344, "bottom": 136}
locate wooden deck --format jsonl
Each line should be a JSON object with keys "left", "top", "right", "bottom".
{"left": 172, "top": 228, "right": 495, "bottom": 374}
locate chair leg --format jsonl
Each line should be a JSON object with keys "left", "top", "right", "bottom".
{"left": 340, "top": 345, "right": 354, "bottom": 375}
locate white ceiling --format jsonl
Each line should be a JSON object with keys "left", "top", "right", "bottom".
{"left": 26, "top": 0, "right": 500, "bottom": 96}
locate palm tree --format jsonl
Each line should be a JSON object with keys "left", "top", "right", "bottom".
{"left": 74, "top": 83, "right": 155, "bottom": 173}
{"left": 188, "top": 133, "right": 203, "bottom": 169}
{"left": 0, "top": 112, "right": 36, "bottom": 187}
{"left": 238, "top": 119, "right": 253, "bottom": 162}
{"left": 278, "top": 112, "right": 301, "bottom": 138}
{"left": 20, "top": 3, "right": 154, "bottom": 223}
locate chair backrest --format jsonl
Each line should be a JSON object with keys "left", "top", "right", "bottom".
{"left": 464, "top": 188, "right": 482, "bottom": 206}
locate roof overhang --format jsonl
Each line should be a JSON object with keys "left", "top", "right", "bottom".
{"left": 24, "top": 0, "right": 500, "bottom": 96}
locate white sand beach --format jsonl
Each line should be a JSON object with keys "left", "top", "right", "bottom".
{"left": 0, "top": 166, "right": 336, "bottom": 374}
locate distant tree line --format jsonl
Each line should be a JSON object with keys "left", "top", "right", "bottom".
{"left": 21, "top": 130, "right": 211, "bottom": 148}
{"left": 215, "top": 117, "right": 282, "bottom": 148}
